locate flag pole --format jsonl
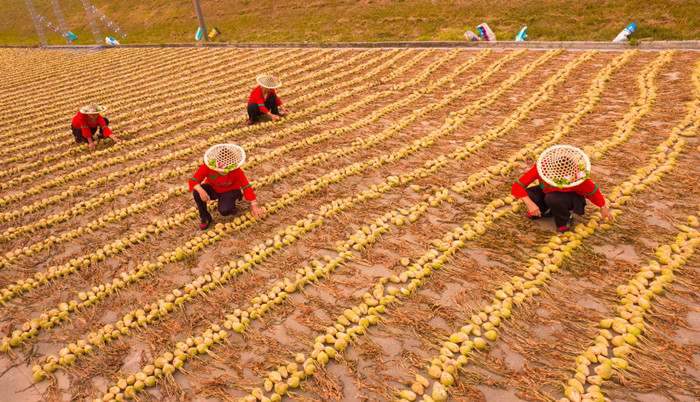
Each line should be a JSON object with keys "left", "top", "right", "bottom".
{"left": 193, "top": 0, "right": 208, "bottom": 42}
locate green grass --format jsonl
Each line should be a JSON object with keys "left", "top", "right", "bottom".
{"left": 1, "top": 0, "right": 698, "bottom": 46}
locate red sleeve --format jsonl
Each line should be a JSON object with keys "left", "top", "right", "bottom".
{"left": 71, "top": 112, "right": 80, "bottom": 128}
{"left": 236, "top": 169, "right": 256, "bottom": 201}
{"left": 274, "top": 90, "right": 282, "bottom": 106}
{"left": 74, "top": 114, "right": 93, "bottom": 139}
{"left": 248, "top": 86, "right": 269, "bottom": 114}
{"left": 96, "top": 115, "right": 112, "bottom": 137}
{"left": 511, "top": 165, "right": 540, "bottom": 198}
{"left": 577, "top": 179, "right": 605, "bottom": 207}
{"left": 189, "top": 164, "right": 209, "bottom": 192}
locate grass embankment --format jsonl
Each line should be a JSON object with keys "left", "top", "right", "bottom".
{"left": 1, "top": 0, "right": 698, "bottom": 45}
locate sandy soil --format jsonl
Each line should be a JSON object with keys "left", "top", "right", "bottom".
{"left": 0, "top": 47, "right": 698, "bottom": 402}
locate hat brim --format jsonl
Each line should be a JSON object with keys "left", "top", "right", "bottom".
{"left": 256, "top": 76, "right": 282, "bottom": 89}
{"left": 80, "top": 105, "right": 107, "bottom": 114}
{"left": 204, "top": 144, "right": 247, "bottom": 173}
{"left": 536, "top": 145, "right": 590, "bottom": 188}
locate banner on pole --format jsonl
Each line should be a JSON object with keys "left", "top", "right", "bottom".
{"left": 464, "top": 30, "right": 479, "bottom": 41}
{"left": 613, "top": 23, "right": 637, "bottom": 42}
{"left": 477, "top": 23, "right": 496, "bottom": 41}
{"left": 208, "top": 27, "right": 221, "bottom": 39}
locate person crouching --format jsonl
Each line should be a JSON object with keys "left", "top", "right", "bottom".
{"left": 71, "top": 103, "right": 121, "bottom": 150}
{"left": 189, "top": 144, "right": 264, "bottom": 230}
{"left": 246, "top": 74, "right": 288, "bottom": 125}
{"left": 511, "top": 145, "right": 613, "bottom": 232}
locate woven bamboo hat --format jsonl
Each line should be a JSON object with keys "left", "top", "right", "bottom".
{"left": 536, "top": 145, "right": 591, "bottom": 188}
{"left": 256, "top": 74, "right": 282, "bottom": 89}
{"left": 80, "top": 103, "right": 107, "bottom": 115}
{"left": 204, "top": 144, "right": 246, "bottom": 173}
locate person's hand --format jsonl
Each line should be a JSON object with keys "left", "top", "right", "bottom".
{"left": 251, "top": 204, "right": 264, "bottom": 218}
{"left": 524, "top": 199, "right": 541, "bottom": 217}
{"left": 197, "top": 188, "right": 210, "bottom": 202}
{"left": 270, "top": 114, "right": 280, "bottom": 122}
{"left": 112, "top": 136, "right": 122, "bottom": 144}
{"left": 88, "top": 140, "right": 96, "bottom": 151}
{"left": 601, "top": 205, "right": 614, "bottom": 223}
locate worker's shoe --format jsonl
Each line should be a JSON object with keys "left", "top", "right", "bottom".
{"left": 556, "top": 215, "right": 574, "bottom": 233}
{"left": 246, "top": 120, "right": 254, "bottom": 125}
{"left": 200, "top": 217, "right": 212, "bottom": 230}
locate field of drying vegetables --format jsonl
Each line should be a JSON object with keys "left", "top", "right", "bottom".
{"left": 0, "top": 47, "right": 699, "bottom": 402}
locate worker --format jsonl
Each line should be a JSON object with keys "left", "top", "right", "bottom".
{"left": 247, "top": 74, "right": 288, "bottom": 125}
{"left": 511, "top": 145, "right": 613, "bottom": 232}
{"left": 71, "top": 103, "right": 121, "bottom": 150}
{"left": 189, "top": 144, "right": 264, "bottom": 230}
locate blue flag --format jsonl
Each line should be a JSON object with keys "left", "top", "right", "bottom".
{"left": 515, "top": 26, "right": 528, "bottom": 42}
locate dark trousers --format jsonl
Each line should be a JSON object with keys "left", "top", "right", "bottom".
{"left": 247, "top": 92, "right": 279, "bottom": 123}
{"left": 71, "top": 118, "right": 109, "bottom": 143}
{"left": 526, "top": 186, "right": 585, "bottom": 228}
{"left": 193, "top": 183, "right": 243, "bottom": 222}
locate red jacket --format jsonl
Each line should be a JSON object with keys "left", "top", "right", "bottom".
{"left": 247, "top": 85, "right": 282, "bottom": 114}
{"left": 189, "top": 164, "right": 256, "bottom": 200}
{"left": 511, "top": 165, "right": 605, "bottom": 207}
{"left": 71, "top": 111, "right": 112, "bottom": 138}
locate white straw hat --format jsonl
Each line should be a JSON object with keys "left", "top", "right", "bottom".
{"left": 536, "top": 145, "right": 591, "bottom": 188}
{"left": 80, "top": 103, "right": 107, "bottom": 115}
{"left": 204, "top": 144, "right": 246, "bottom": 173}
{"left": 256, "top": 74, "right": 282, "bottom": 89}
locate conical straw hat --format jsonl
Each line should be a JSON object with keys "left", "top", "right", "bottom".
{"left": 256, "top": 74, "right": 282, "bottom": 89}
{"left": 204, "top": 144, "right": 246, "bottom": 173}
{"left": 536, "top": 145, "right": 591, "bottom": 188}
{"left": 80, "top": 103, "right": 107, "bottom": 115}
